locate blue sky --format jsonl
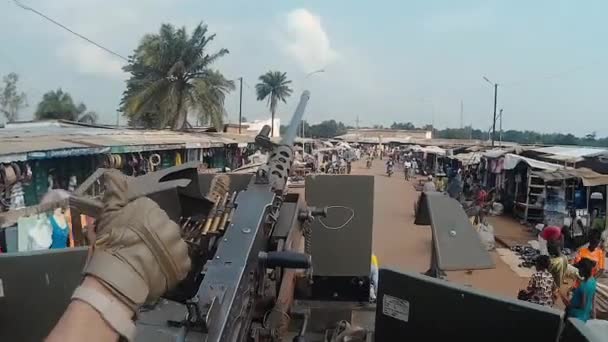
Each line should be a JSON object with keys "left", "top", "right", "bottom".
{"left": 0, "top": 0, "right": 606, "bottom": 136}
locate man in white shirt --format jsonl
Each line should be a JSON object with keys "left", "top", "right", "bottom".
{"left": 404, "top": 160, "right": 412, "bottom": 180}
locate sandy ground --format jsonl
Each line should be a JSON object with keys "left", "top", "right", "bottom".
{"left": 351, "top": 159, "right": 528, "bottom": 298}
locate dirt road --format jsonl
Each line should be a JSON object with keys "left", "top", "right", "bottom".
{"left": 352, "top": 159, "right": 528, "bottom": 298}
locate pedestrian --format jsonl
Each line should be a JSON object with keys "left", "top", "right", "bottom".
{"left": 517, "top": 255, "right": 554, "bottom": 307}
{"left": 538, "top": 225, "right": 565, "bottom": 256}
{"left": 423, "top": 175, "right": 436, "bottom": 192}
{"left": 573, "top": 229, "right": 604, "bottom": 278}
{"left": 404, "top": 159, "right": 412, "bottom": 180}
{"left": 560, "top": 258, "right": 598, "bottom": 322}
{"left": 547, "top": 240, "right": 571, "bottom": 291}
{"left": 446, "top": 170, "right": 463, "bottom": 200}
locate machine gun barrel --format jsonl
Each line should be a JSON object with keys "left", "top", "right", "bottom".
{"left": 281, "top": 90, "right": 310, "bottom": 146}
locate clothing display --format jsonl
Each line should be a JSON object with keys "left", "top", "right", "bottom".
{"left": 26, "top": 215, "right": 52, "bottom": 251}
{"left": 9, "top": 182, "right": 25, "bottom": 210}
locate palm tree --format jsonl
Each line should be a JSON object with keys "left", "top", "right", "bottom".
{"left": 255, "top": 71, "right": 293, "bottom": 136}
{"left": 121, "top": 23, "right": 234, "bottom": 130}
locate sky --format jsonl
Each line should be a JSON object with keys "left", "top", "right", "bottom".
{"left": 0, "top": 0, "right": 607, "bottom": 136}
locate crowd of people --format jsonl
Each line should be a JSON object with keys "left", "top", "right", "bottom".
{"left": 519, "top": 227, "right": 605, "bottom": 321}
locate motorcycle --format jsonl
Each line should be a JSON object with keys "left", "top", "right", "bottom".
{"left": 386, "top": 165, "right": 393, "bottom": 177}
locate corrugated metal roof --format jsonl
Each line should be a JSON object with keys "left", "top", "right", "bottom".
{"left": 0, "top": 120, "right": 241, "bottom": 158}
{"left": 532, "top": 146, "right": 608, "bottom": 162}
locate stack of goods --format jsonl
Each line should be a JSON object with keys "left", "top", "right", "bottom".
{"left": 1, "top": 162, "right": 33, "bottom": 211}
{"left": 510, "top": 245, "right": 573, "bottom": 268}
{"left": 511, "top": 245, "right": 540, "bottom": 268}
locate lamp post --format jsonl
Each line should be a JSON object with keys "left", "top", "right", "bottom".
{"left": 238, "top": 77, "right": 243, "bottom": 133}
{"left": 483, "top": 76, "right": 498, "bottom": 146}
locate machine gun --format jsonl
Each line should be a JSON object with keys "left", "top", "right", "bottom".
{"left": 127, "top": 90, "right": 375, "bottom": 341}
{"left": 157, "top": 90, "right": 322, "bottom": 341}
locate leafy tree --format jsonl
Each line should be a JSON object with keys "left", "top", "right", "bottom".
{"left": 255, "top": 71, "right": 293, "bottom": 136}
{"left": 308, "top": 120, "right": 347, "bottom": 138}
{"left": 390, "top": 122, "right": 416, "bottom": 130}
{"left": 121, "top": 23, "right": 234, "bottom": 130}
{"left": 35, "top": 89, "right": 97, "bottom": 123}
{"left": 240, "top": 116, "right": 248, "bottom": 122}
{"left": 0, "top": 73, "right": 27, "bottom": 123}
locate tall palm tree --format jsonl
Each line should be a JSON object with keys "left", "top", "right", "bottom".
{"left": 255, "top": 71, "right": 293, "bottom": 136}
{"left": 121, "top": 23, "right": 234, "bottom": 130}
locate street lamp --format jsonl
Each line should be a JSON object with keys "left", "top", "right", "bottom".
{"left": 483, "top": 76, "right": 499, "bottom": 147}
{"left": 305, "top": 69, "right": 325, "bottom": 79}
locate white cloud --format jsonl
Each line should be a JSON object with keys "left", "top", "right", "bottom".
{"left": 56, "top": 42, "right": 126, "bottom": 79}
{"left": 282, "top": 8, "right": 338, "bottom": 71}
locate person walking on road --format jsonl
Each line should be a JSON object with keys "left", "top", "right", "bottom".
{"left": 404, "top": 159, "right": 412, "bottom": 180}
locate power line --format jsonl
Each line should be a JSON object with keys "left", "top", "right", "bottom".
{"left": 12, "top": 0, "right": 128, "bottom": 61}
{"left": 502, "top": 59, "right": 604, "bottom": 88}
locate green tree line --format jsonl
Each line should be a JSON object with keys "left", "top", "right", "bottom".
{"left": 390, "top": 121, "right": 608, "bottom": 147}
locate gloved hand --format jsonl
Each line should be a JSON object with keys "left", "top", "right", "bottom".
{"left": 83, "top": 170, "right": 191, "bottom": 310}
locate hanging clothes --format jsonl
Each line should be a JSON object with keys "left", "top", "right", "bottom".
{"left": 25, "top": 215, "right": 52, "bottom": 251}
{"left": 49, "top": 212, "right": 69, "bottom": 249}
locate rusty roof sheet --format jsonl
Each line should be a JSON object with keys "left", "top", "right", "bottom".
{"left": 0, "top": 120, "right": 239, "bottom": 157}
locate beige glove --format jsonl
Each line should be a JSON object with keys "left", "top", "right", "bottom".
{"left": 84, "top": 170, "right": 191, "bottom": 310}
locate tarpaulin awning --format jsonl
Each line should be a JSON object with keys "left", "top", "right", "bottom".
{"left": 450, "top": 152, "right": 482, "bottom": 166}
{"left": 532, "top": 168, "right": 608, "bottom": 187}
{"left": 503, "top": 153, "right": 564, "bottom": 171}
{"left": 531, "top": 170, "right": 577, "bottom": 183}
{"left": 421, "top": 146, "right": 446, "bottom": 156}
{"left": 571, "top": 168, "right": 608, "bottom": 186}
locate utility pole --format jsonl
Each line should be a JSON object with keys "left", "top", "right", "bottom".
{"left": 483, "top": 76, "right": 499, "bottom": 146}
{"left": 238, "top": 77, "right": 243, "bottom": 134}
{"left": 460, "top": 100, "right": 464, "bottom": 129}
{"left": 492, "top": 83, "right": 498, "bottom": 146}
{"left": 499, "top": 108, "right": 503, "bottom": 147}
